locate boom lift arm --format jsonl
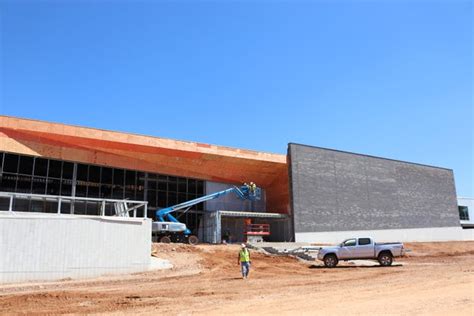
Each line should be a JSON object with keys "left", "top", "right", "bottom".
{"left": 153, "top": 183, "right": 261, "bottom": 244}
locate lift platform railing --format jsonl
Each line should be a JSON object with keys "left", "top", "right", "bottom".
{"left": 244, "top": 224, "right": 271, "bottom": 236}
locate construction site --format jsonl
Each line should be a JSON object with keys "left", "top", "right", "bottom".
{"left": 0, "top": 242, "right": 473, "bottom": 314}
{"left": 0, "top": 116, "right": 473, "bottom": 314}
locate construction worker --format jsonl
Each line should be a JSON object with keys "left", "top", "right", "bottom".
{"left": 238, "top": 243, "right": 251, "bottom": 279}
{"left": 222, "top": 229, "right": 231, "bottom": 244}
{"left": 249, "top": 182, "right": 256, "bottom": 194}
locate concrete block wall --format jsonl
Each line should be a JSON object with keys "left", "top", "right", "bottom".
{"left": 288, "top": 144, "right": 461, "bottom": 241}
{"left": 0, "top": 212, "right": 151, "bottom": 283}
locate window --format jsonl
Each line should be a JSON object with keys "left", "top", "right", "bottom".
{"left": 62, "top": 162, "right": 74, "bottom": 180}
{"left": 16, "top": 175, "right": 32, "bottom": 193}
{"left": 168, "top": 177, "right": 177, "bottom": 191}
{"left": 0, "top": 173, "right": 17, "bottom": 192}
{"left": 343, "top": 239, "right": 356, "bottom": 247}
{"left": 148, "top": 180, "right": 157, "bottom": 190}
{"left": 188, "top": 179, "right": 196, "bottom": 194}
{"left": 158, "top": 178, "right": 167, "bottom": 191}
{"left": 18, "top": 156, "right": 34, "bottom": 175}
{"left": 147, "top": 190, "right": 157, "bottom": 206}
{"left": 101, "top": 167, "right": 112, "bottom": 184}
{"left": 76, "top": 180, "right": 87, "bottom": 197}
{"left": 74, "top": 202, "right": 87, "bottom": 215}
{"left": 168, "top": 192, "right": 177, "bottom": 205}
{"left": 34, "top": 158, "right": 48, "bottom": 176}
{"left": 358, "top": 238, "right": 371, "bottom": 245}
{"left": 3, "top": 154, "right": 19, "bottom": 173}
{"left": 47, "top": 178, "right": 61, "bottom": 195}
{"left": 178, "top": 179, "right": 187, "bottom": 193}
{"left": 112, "top": 169, "right": 124, "bottom": 199}
{"left": 14, "top": 199, "right": 30, "bottom": 212}
{"left": 32, "top": 177, "right": 46, "bottom": 194}
{"left": 178, "top": 193, "right": 187, "bottom": 204}
{"left": 124, "top": 170, "right": 136, "bottom": 199}
{"left": 136, "top": 172, "right": 145, "bottom": 201}
{"left": 0, "top": 151, "right": 206, "bottom": 221}
{"left": 86, "top": 202, "right": 101, "bottom": 215}
{"left": 459, "top": 206, "right": 470, "bottom": 221}
{"left": 196, "top": 181, "right": 204, "bottom": 195}
{"left": 77, "top": 164, "right": 88, "bottom": 182}
{"left": 157, "top": 192, "right": 167, "bottom": 207}
{"left": 48, "top": 160, "right": 62, "bottom": 178}
{"left": 88, "top": 166, "right": 101, "bottom": 183}
{"left": 61, "top": 179, "right": 72, "bottom": 196}
{"left": 113, "top": 169, "right": 124, "bottom": 186}
{"left": 100, "top": 167, "right": 113, "bottom": 198}
{"left": 88, "top": 166, "right": 101, "bottom": 198}
{"left": 88, "top": 183, "right": 100, "bottom": 198}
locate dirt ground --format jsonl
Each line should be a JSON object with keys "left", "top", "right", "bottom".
{"left": 0, "top": 241, "right": 473, "bottom": 315}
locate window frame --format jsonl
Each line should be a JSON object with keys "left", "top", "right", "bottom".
{"left": 459, "top": 206, "right": 470, "bottom": 221}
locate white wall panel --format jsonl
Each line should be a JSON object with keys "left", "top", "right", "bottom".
{"left": 0, "top": 212, "right": 151, "bottom": 283}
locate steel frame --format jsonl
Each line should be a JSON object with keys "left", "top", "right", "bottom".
{"left": 0, "top": 191, "right": 148, "bottom": 218}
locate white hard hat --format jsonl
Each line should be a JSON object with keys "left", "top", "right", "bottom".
{"left": 241, "top": 243, "right": 246, "bottom": 248}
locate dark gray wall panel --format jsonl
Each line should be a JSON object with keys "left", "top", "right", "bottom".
{"left": 289, "top": 144, "right": 459, "bottom": 233}
{"left": 205, "top": 181, "right": 266, "bottom": 212}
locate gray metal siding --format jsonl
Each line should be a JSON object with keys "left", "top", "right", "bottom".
{"left": 289, "top": 144, "right": 459, "bottom": 233}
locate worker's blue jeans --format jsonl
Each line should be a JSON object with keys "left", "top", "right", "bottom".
{"left": 241, "top": 262, "right": 250, "bottom": 278}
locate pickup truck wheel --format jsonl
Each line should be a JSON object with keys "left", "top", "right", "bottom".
{"left": 160, "top": 236, "right": 171, "bottom": 243}
{"left": 323, "top": 254, "right": 338, "bottom": 268}
{"left": 378, "top": 252, "right": 393, "bottom": 266}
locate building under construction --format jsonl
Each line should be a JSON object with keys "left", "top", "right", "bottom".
{"left": 0, "top": 115, "right": 466, "bottom": 244}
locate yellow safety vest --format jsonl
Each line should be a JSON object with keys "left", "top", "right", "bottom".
{"left": 239, "top": 249, "right": 250, "bottom": 262}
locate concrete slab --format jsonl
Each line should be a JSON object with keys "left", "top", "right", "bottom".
{"left": 148, "top": 257, "right": 173, "bottom": 270}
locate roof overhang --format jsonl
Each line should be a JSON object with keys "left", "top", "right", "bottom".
{"left": 0, "top": 116, "right": 290, "bottom": 213}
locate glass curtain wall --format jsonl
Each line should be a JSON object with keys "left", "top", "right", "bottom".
{"left": 0, "top": 152, "right": 205, "bottom": 231}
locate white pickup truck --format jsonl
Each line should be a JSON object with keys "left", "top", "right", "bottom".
{"left": 317, "top": 237, "right": 405, "bottom": 268}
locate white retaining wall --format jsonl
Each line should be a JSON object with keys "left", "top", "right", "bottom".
{"left": 0, "top": 212, "right": 152, "bottom": 284}
{"left": 295, "top": 226, "right": 474, "bottom": 244}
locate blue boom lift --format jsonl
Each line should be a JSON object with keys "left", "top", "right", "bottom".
{"left": 152, "top": 183, "right": 261, "bottom": 244}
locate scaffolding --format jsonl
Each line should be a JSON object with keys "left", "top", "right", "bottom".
{"left": 0, "top": 191, "right": 148, "bottom": 218}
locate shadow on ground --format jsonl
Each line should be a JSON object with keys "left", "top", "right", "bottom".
{"left": 309, "top": 264, "right": 403, "bottom": 269}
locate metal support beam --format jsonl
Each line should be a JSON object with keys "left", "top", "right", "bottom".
{"left": 70, "top": 163, "right": 78, "bottom": 215}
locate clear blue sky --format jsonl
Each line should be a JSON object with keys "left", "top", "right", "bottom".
{"left": 0, "top": 0, "right": 472, "bottom": 196}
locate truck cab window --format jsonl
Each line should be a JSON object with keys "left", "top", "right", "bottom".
{"left": 358, "top": 238, "right": 371, "bottom": 245}
{"left": 343, "top": 239, "right": 356, "bottom": 247}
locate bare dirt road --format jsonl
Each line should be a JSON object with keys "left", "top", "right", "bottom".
{"left": 0, "top": 242, "right": 473, "bottom": 315}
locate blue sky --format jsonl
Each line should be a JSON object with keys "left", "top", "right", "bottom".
{"left": 0, "top": 0, "right": 472, "bottom": 196}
